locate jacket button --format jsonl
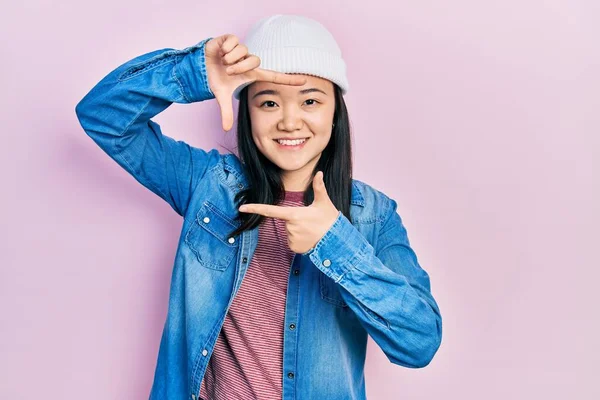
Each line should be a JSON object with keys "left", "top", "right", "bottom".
{"left": 202, "top": 349, "right": 208, "bottom": 356}
{"left": 228, "top": 237, "right": 235, "bottom": 244}
{"left": 202, "top": 217, "right": 210, "bottom": 223}
{"left": 287, "top": 372, "right": 294, "bottom": 379}
{"left": 293, "top": 269, "right": 299, "bottom": 275}
{"left": 323, "top": 259, "right": 331, "bottom": 267}
{"left": 289, "top": 323, "right": 296, "bottom": 330}
{"left": 242, "top": 257, "right": 248, "bottom": 263}
{"left": 238, "top": 183, "right": 244, "bottom": 189}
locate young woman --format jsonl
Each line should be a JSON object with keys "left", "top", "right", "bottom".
{"left": 75, "top": 14, "right": 442, "bottom": 400}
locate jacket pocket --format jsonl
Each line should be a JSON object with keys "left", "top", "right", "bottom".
{"left": 319, "top": 272, "right": 348, "bottom": 308}
{"left": 184, "top": 201, "right": 240, "bottom": 271}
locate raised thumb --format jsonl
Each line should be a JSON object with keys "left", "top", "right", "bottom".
{"left": 312, "top": 171, "right": 327, "bottom": 203}
{"left": 215, "top": 92, "right": 234, "bottom": 132}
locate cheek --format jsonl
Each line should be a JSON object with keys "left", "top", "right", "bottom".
{"left": 305, "top": 108, "right": 335, "bottom": 131}
{"left": 248, "top": 126, "right": 271, "bottom": 150}
{"left": 249, "top": 111, "right": 276, "bottom": 135}
{"left": 306, "top": 119, "right": 334, "bottom": 139}
{"left": 248, "top": 113, "right": 266, "bottom": 143}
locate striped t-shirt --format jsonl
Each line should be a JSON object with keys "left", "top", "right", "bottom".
{"left": 199, "top": 190, "right": 306, "bottom": 400}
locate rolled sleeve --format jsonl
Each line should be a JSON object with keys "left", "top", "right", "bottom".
{"left": 175, "top": 37, "right": 215, "bottom": 103}
{"left": 302, "top": 210, "right": 371, "bottom": 283}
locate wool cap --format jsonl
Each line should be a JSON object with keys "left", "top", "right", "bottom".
{"left": 232, "top": 14, "right": 349, "bottom": 100}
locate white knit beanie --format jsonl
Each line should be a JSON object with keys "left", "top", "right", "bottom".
{"left": 232, "top": 14, "right": 349, "bottom": 100}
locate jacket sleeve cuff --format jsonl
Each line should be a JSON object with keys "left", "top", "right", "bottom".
{"left": 302, "top": 211, "right": 371, "bottom": 282}
{"left": 175, "top": 37, "right": 215, "bottom": 103}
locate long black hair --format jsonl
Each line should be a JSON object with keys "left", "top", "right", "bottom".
{"left": 227, "top": 82, "right": 353, "bottom": 238}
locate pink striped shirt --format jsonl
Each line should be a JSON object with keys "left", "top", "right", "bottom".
{"left": 199, "top": 190, "right": 306, "bottom": 400}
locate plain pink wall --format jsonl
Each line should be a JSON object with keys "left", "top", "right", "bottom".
{"left": 1, "top": 1, "right": 598, "bottom": 399}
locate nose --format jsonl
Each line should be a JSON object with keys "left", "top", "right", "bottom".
{"left": 278, "top": 108, "right": 304, "bottom": 131}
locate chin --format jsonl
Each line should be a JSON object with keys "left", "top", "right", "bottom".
{"left": 275, "top": 160, "right": 309, "bottom": 172}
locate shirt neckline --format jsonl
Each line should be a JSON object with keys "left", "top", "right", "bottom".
{"left": 284, "top": 190, "right": 305, "bottom": 201}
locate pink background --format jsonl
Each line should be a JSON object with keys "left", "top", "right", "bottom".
{"left": 1, "top": 1, "right": 599, "bottom": 399}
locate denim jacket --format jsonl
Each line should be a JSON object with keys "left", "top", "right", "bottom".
{"left": 75, "top": 37, "right": 443, "bottom": 400}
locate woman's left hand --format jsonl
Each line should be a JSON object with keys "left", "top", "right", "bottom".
{"left": 238, "top": 171, "right": 340, "bottom": 254}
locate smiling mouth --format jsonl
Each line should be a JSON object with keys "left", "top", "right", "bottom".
{"left": 273, "top": 138, "right": 309, "bottom": 148}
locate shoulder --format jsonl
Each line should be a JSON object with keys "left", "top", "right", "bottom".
{"left": 193, "top": 150, "right": 247, "bottom": 186}
{"left": 351, "top": 178, "right": 397, "bottom": 224}
{"left": 203, "top": 154, "right": 399, "bottom": 222}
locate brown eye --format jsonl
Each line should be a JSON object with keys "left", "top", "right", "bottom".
{"left": 260, "top": 101, "right": 277, "bottom": 108}
{"left": 304, "top": 99, "right": 319, "bottom": 106}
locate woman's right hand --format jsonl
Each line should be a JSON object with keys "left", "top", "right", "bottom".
{"left": 205, "top": 34, "right": 307, "bottom": 132}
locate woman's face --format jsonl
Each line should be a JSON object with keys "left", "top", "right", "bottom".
{"left": 247, "top": 75, "right": 336, "bottom": 190}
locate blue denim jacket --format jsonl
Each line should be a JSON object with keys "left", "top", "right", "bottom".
{"left": 75, "top": 37, "right": 442, "bottom": 400}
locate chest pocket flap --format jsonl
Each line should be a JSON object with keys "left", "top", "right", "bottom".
{"left": 185, "top": 201, "right": 240, "bottom": 271}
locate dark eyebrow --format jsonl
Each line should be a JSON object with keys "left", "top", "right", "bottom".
{"left": 252, "top": 88, "right": 327, "bottom": 99}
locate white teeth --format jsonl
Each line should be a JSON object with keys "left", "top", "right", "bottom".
{"left": 276, "top": 138, "right": 306, "bottom": 146}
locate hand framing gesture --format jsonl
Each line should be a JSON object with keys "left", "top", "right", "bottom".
{"left": 238, "top": 172, "right": 340, "bottom": 254}
{"left": 205, "top": 34, "right": 308, "bottom": 131}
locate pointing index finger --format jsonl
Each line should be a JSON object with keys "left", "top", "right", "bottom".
{"left": 239, "top": 203, "right": 296, "bottom": 220}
